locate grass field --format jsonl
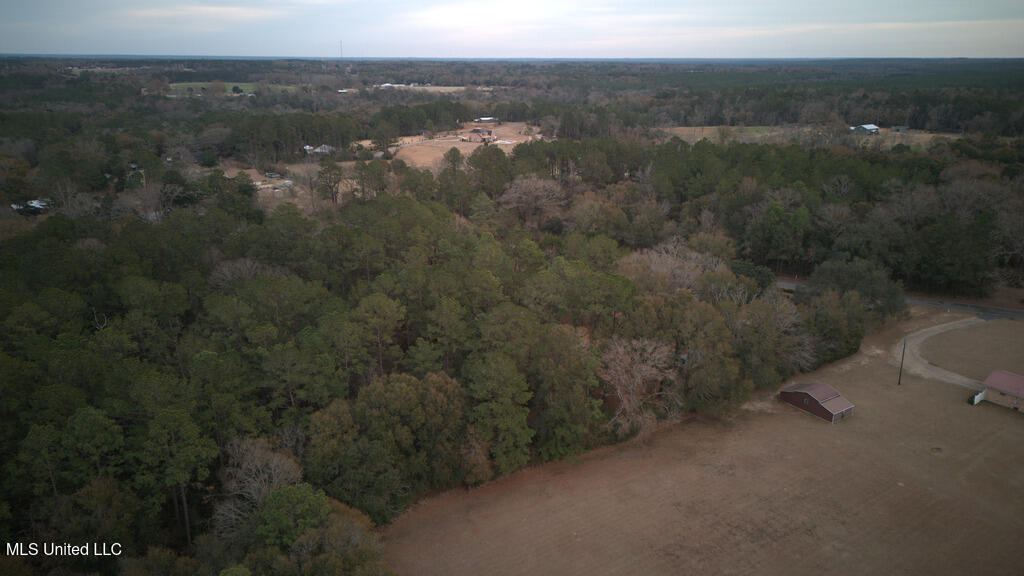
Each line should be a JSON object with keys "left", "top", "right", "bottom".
{"left": 168, "top": 82, "right": 296, "bottom": 95}
{"left": 665, "top": 125, "right": 957, "bottom": 151}
{"left": 383, "top": 308, "right": 1024, "bottom": 575}
{"left": 921, "top": 319, "right": 1024, "bottom": 381}
{"left": 397, "top": 85, "right": 489, "bottom": 93}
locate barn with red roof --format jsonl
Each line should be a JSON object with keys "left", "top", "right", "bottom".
{"left": 779, "top": 382, "right": 854, "bottom": 423}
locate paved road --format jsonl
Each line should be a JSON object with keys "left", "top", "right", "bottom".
{"left": 775, "top": 280, "right": 1024, "bottom": 320}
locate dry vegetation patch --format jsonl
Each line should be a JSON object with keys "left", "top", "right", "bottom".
{"left": 666, "top": 125, "right": 958, "bottom": 151}
{"left": 920, "top": 319, "right": 1024, "bottom": 381}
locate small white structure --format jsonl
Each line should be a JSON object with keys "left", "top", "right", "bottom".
{"left": 474, "top": 117, "right": 498, "bottom": 123}
{"left": 303, "top": 145, "right": 334, "bottom": 154}
{"left": 11, "top": 199, "right": 52, "bottom": 214}
{"left": 851, "top": 124, "right": 880, "bottom": 134}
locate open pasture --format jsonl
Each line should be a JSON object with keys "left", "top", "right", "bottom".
{"left": 384, "top": 308, "right": 1024, "bottom": 575}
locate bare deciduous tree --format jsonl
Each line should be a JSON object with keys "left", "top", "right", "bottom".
{"left": 600, "top": 337, "right": 678, "bottom": 439}
{"left": 52, "top": 179, "right": 96, "bottom": 218}
{"left": 617, "top": 237, "right": 729, "bottom": 296}
{"left": 821, "top": 174, "right": 855, "bottom": 201}
{"left": 212, "top": 437, "right": 302, "bottom": 540}
{"left": 208, "top": 258, "right": 288, "bottom": 289}
{"left": 498, "top": 176, "right": 565, "bottom": 228}
{"left": 815, "top": 203, "right": 854, "bottom": 243}
{"left": 459, "top": 425, "right": 493, "bottom": 486}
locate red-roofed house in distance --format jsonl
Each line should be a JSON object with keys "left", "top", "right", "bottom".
{"left": 779, "top": 382, "right": 854, "bottom": 423}
{"left": 978, "top": 370, "right": 1024, "bottom": 412}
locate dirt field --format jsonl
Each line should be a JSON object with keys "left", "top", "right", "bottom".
{"left": 383, "top": 307, "right": 1024, "bottom": 575}
{"left": 393, "top": 122, "right": 539, "bottom": 170}
{"left": 920, "top": 319, "right": 1024, "bottom": 381}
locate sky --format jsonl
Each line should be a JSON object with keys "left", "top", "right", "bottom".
{"left": 1, "top": 0, "right": 1023, "bottom": 59}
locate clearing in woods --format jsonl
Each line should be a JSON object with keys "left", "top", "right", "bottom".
{"left": 666, "top": 125, "right": 960, "bottom": 151}
{"left": 383, "top": 308, "right": 1024, "bottom": 575}
{"left": 391, "top": 122, "right": 537, "bottom": 169}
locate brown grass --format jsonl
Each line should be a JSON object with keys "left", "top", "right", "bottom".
{"left": 394, "top": 85, "right": 493, "bottom": 94}
{"left": 920, "top": 319, "right": 1024, "bottom": 381}
{"left": 665, "top": 125, "right": 958, "bottom": 151}
{"left": 383, "top": 308, "right": 1024, "bottom": 575}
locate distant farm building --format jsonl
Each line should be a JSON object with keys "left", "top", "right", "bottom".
{"left": 851, "top": 124, "right": 880, "bottom": 134}
{"left": 975, "top": 370, "right": 1024, "bottom": 412}
{"left": 462, "top": 128, "right": 493, "bottom": 143}
{"left": 10, "top": 199, "right": 52, "bottom": 215}
{"left": 780, "top": 382, "right": 854, "bottom": 423}
{"left": 473, "top": 117, "right": 498, "bottom": 123}
{"left": 302, "top": 144, "right": 333, "bottom": 154}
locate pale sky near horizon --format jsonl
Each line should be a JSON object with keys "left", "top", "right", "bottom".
{"left": 1, "top": 1, "right": 1023, "bottom": 59}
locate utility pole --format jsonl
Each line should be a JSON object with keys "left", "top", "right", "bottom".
{"left": 897, "top": 339, "right": 906, "bottom": 386}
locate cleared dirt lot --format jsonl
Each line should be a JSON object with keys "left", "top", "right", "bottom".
{"left": 393, "top": 122, "right": 539, "bottom": 170}
{"left": 384, "top": 308, "right": 1024, "bottom": 575}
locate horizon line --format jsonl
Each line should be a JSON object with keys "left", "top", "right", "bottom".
{"left": 3, "top": 53, "right": 1022, "bottom": 63}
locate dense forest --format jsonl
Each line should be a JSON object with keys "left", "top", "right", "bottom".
{"left": 1, "top": 58, "right": 1023, "bottom": 576}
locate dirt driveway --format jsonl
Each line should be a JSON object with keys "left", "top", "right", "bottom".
{"left": 895, "top": 316, "right": 988, "bottom": 389}
{"left": 383, "top": 308, "right": 1024, "bottom": 575}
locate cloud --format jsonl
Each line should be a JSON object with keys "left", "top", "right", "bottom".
{"left": 388, "top": 0, "right": 703, "bottom": 54}
{"left": 571, "top": 18, "right": 1024, "bottom": 58}
{"left": 2, "top": 0, "right": 1021, "bottom": 57}
{"left": 120, "top": 4, "right": 286, "bottom": 31}
{"left": 127, "top": 5, "right": 281, "bottom": 20}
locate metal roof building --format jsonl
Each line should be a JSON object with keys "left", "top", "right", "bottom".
{"left": 851, "top": 124, "right": 880, "bottom": 134}
{"left": 979, "top": 370, "right": 1024, "bottom": 413}
{"left": 779, "top": 382, "right": 854, "bottom": 423}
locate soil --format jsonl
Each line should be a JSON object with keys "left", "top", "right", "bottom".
{"left": 383, "top": 307, "right": 1024, "bottom": 576}
{"left": 392, "top": 122, "right": 539, "bottom": 170}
